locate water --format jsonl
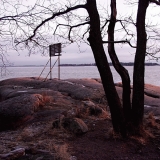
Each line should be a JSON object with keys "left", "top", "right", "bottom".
{"left": 0, "top": 66, "right": 159, "bottom": 86}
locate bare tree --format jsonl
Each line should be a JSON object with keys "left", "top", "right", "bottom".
{"left": 0, "top": 0, "right": 29, "bottom": 73}
{"left": 18, "top": 0, "right": 160, "bottom": 135}
{"left": 131, "top": 0, "right": 160, "bottom": 132}
{"left": 0, "top": 0, "right": 53, "bottom": 68}
{"left": 0, "top": 0, "right": 31, "bottom": 66}
{"left": 106, "top": 0, "right": 131, "bottom": 126}
{"left": 86, "top": 0, "right": 126, "bottom": 135}
{"left": 101, "top": 0, "right": 160, "bottom": 134}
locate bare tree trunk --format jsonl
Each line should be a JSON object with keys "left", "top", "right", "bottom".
{"left": 108, "top": 0, "right": 131, "bottom": 123}
{"left": 86, "top": 0, "right": 126, "bottom": 136}
{"left": 132, "top": 0, "right": 149, "bottom": 131}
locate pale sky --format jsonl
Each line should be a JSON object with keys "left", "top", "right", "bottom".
{"left": 5, "top": 0, "right": 160, "bottom": 66}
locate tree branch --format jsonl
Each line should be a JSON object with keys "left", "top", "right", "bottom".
{"left": 101, "top": 19, "right": 110, "bottom": 32}
{"left": 53, "top": 22, "right": 89, "bottom": 42}
{"left": 150, "top": 0, "right": 160, "bottom": 5}
{"left": 103, "top": 40, "right": 136, "bottom": 48}
{"left": 28, "top": 4, "right": 86, "bottom": 41}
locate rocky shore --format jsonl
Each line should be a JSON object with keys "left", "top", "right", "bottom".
{"left": 0, "top": 77, "right": 160, "bottom": 159}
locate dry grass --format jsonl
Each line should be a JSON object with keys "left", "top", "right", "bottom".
{"left": 42, "top": 93, "right": 52, "bottom": 104}
{"left": 38, "top": 93, "right": 53, "bottom": 108}
{"left": 31, "top": 93, "right": 53, "bottom": 112}
{"left": 129, "top": 113, "right": 160, "bottom": 144}
{"left": 0, "top": 118, "right": 72, "bottom": 156}
{"left": 130, "top": 136, "right": 147, "bottom": 145}
{"left": 54, "top": 143, "right": 71, "bottom": 160}
{"left": 146, "top": 112, "right": 160, "bottom": 129}
{"left": 107, "top": 113, "right": 160, "bottom": 144}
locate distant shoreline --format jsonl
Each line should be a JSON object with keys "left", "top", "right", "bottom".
{"left": 1, "top": 62, "right": 159, "bottom": 67}
{"left": 60, "top": 62, "right": 159, "bottom": 67}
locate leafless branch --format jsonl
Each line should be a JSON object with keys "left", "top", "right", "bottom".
{"left": 150, "top": 0, "right": 160, "bottom": 5}
{"left": 53, "top": 22, "right": 89, "bottom": 42}
{"left": 103, "top": 40, "right": 136, "bottom": 48}
{"left": 28, "top": 4, "right": 86, "bottom": 41}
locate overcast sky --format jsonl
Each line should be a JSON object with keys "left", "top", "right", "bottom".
{"left": 6, "top": 0, "right": 160, "bottom": 66}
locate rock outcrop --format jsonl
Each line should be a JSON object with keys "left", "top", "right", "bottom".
{"left": 0, "top": 77, "right": 160, "bottom": 131}
{"left": 0, "top": 77, "right": 160, "bottom": 160}
{"left": 0, "top": 94, "right": 43, "bottom": 130}
{"left": 0, "top": 77, "right": 108, "bottom": 131}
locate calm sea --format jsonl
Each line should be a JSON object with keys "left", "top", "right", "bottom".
{"left": 0, "top": 66, "right": 159, "bottom": 86}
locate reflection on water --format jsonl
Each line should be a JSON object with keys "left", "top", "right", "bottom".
{"left": 0, "top": 66, "right": 159, "bottom": 86}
